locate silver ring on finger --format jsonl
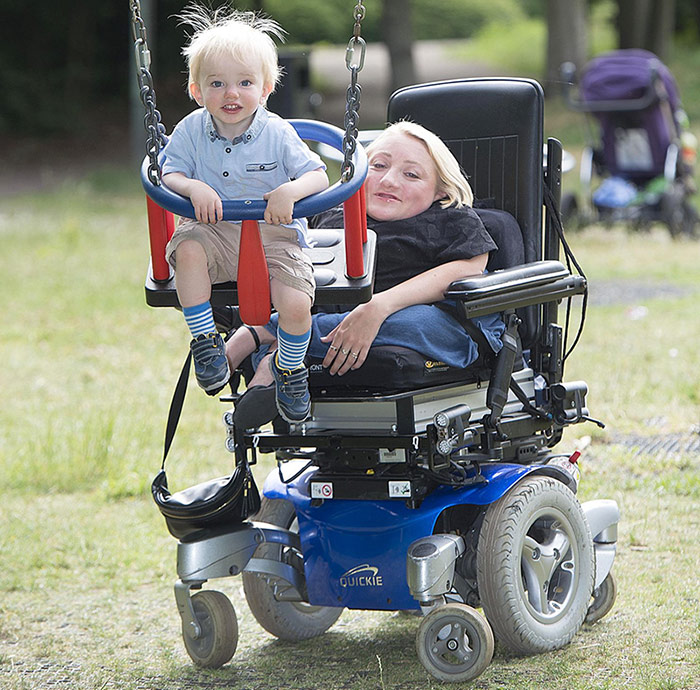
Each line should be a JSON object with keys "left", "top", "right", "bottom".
{"left": 341, "top": 348, "right": 350, "bottom": 355}
{"left": 351, "top": 352, "right": 359, "bottom": 359}
{"left": 329, "top": 345, "right": 339, "bottom": 351}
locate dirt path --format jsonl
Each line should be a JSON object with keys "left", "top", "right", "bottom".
{"left": 311, "top": 39, "right": 500, "bottom": 128}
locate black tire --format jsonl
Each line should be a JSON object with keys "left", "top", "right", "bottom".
{"left": 476, "top": 476, "right": 594, "bottom": 655}
{"left": 242, "top": 497, "right": 343, "bottom": 641}
{"left": 182, "top": 590, "right": 238, "bottom": 668}
{"left": 586, "top": 571, "right": 617, "bottom": 624}
{"left": 415, "top": 603, "right": 494, "bottom": 683}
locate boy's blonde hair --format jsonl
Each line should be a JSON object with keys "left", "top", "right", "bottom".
{"left": 177, "top": 4, "right": 284, "bottom": 98}
{"left": 366, "top": 121, "right": 474, "bottom": 208}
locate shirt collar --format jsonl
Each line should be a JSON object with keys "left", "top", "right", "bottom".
{"left": 205, "top": 107, "right": 269, "bottom": 145}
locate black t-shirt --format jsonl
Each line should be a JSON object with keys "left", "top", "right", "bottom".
{"left": 311, "top": 202, "right": 498, "bottom": 293}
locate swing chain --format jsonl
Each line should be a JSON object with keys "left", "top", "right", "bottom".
{"left": 341, "top": 2, "right": 366, "bottom": 183}
{"left": 130, "top": 0, "right": 166, "bottom": 186}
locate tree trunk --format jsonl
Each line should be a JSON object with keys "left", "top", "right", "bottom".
{"left": 381, "top": 0, "right": 416, "bottom": 96}
{"left": 617, "top": 0, "right": 651, "bottom": 48}
{"left": 645, "top": 0, "right": 676, "bottom": 60}
{"left": 616, "top": 0, "right": 676, "bottom": 60}
{"left": 545, "top": 0, "right": 588, "bottom": 93}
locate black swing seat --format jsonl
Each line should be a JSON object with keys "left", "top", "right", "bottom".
{"left": 145, "top": 227, "right": 378, "bottom": 308}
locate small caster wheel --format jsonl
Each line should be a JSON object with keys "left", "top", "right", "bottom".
{"left": 183, "top": 590, "right": 238, "bottom": 668}
{"left": 222, "top": 410, "right": 235, "bottom": 427}
{"left": 416, "top": 603, "right": 494, "bottom": 683}
{"left": 586, "top": 571, "right": 617, "bottom": 624}
{"left": 225, "top": 436, "right": 236, "bottom": 453}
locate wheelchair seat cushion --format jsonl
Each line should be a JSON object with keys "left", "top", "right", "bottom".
{"left": 308, "top": 345, "right": 489, "bottom": 394}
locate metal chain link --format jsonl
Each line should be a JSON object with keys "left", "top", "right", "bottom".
{"left": 341, "top": 2, "right": 366, "bottom": 183}
{"left": 130, "top": 0, "right": 166, "bottom": 186}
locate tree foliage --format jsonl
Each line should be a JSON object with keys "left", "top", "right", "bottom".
{"left": 1, "top": 0, "right": 696, "bottom": 136}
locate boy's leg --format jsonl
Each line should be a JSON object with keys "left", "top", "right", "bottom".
{"left": 174, "top": 239, "right": 229, "bottom": 395}
{"left": 269, "top": 280, "right": 313, "bottom": 423}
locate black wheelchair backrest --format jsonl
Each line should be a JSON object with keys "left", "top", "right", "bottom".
{"left": 387, "top": 78, "right": 544, "bottom": 266}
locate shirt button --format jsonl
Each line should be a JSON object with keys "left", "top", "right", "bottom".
{"left": 223, "top": 171, "right": 229, "bottom": 177}
{"left": 259, "top": 164, "right": 265, "bottom": 170}
{"left": 225, "top": 147, "right": 231, "bottom": 153}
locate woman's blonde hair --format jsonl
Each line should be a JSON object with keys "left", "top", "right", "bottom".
{"left": 366, "top": 121, "right": 474, "bottom": 208}
{"left": 177, "top": 3, "right": 284, "bottom": 98}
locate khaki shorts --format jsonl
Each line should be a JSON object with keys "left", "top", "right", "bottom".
{"left": 166, "top": 219, "right": 315, "bottom": 301}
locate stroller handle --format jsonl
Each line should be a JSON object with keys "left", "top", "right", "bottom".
{"left": 560, "top": 61, "right": 662, "bottom": 113}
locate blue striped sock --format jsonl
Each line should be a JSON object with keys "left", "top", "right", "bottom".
{"left": 183, "top": 301, "right": 216, "bottom": 338}
{"left": 276, "top": 327, "right": 311, "bottom": 371}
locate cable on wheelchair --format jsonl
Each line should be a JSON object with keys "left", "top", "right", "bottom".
{"left": 543, "top": 183, "right": 588, "bottom": 362}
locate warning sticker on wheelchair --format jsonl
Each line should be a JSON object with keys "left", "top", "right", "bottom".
{"left": 311, "top": 482, "right": 333, "bottom": 499}
{"left": 388, "top": 480, "right": 411, "bottom": 498}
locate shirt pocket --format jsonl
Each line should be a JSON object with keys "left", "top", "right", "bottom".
{"left": 245, "top": 161, "right": 279, "bottom": 172}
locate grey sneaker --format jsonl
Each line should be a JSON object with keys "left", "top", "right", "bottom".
{"left": 269, "top": 357, "right": 311, "bottom": 423}
{"left": 190, "top": 332, "right": 230, "bottom": 395}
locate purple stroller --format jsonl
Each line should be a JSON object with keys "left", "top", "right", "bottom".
{"left": 562, "top": 49, "right": 698, "bottom": 237}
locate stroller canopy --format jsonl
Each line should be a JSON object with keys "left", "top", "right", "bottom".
{"left": 580, "top": 49, "right": 680, "bottom": 110}
{"left": 580, "top": 50, "right": 682, "bottom": 180}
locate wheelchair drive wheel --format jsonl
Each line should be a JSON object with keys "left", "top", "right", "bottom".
{"left": 182, "top": 590, "right": 238, "bottom": 668}
{"left": 416, "top": 603, "right": 494, "bottom": 683}
{"left": 586, "top": 571, "right": 618, "bottom": 624}
{"left": 242, "top": 497, "right": 343, "bottom": 641}
{"left": 476, "top": 476, "right": 594, "bottom": 655}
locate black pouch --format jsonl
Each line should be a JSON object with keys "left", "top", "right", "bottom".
{"left": 151, "top": 458, "right": 260, "bottom": 541}
{"left": 151, "top": 350, "right": 260, "bottom": 541}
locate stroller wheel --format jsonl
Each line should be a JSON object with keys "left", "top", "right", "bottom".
{"left": 476, "top": 476, "right": 594, "bottom": 655}
{"left": 662, "top": 188, "right": 699, "bottom": 238}
{"left": 586, "top": 571, "right": 618, "bottom": 624}
{"left": 416, "top": 603, "right": 494, "bottom": 683}
{"left": 182, "top": 590, "right": 238, "bottom": 668}
{"left": 242, "top": 497, "right": 343, "bottom": 641}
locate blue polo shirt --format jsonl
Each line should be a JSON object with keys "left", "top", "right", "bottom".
{"left": 162, "top": 107, "right": 325, "bottom": 246}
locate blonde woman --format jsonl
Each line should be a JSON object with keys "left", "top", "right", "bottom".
{"left": 225, "top": 121, "right": 506, "bottom": 422}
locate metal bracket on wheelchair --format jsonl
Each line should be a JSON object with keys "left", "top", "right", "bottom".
{"left": 550, "top": 381, "right": 588, "bottom": 425}
{"left": 174, "top": 522, "right": 308, "bottom": 637}
{"left": 429, "top": 404, "right": 476, "bottom": 468}
{"left": 550, "top": 381, "right": 604, "bottom": 428}
{"left": 407, "top": 534, "right": 466, "bottom": 605}
{"left": 176, "top": 522, "right": 301, "bottom": 581}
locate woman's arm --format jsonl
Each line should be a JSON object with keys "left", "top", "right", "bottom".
{"left": 321, "top": 253, "right": 488, "bottom": 374}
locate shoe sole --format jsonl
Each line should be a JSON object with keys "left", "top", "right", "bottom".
{"left": 198, "top": 370, "right": 231, "bottom": 395}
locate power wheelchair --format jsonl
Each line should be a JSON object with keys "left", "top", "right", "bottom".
{"left": 143, "top": 78, "right": 619, "bottom": 683}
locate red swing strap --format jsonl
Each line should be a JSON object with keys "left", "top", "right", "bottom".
{"left": 146, "top": 196, "right": 175, "bottom": 282}
{"left": 342, "top": 185, "right": 367, "bottom": 278}
{"left": 237, "top": 220, "right": 272, "bottom": 326}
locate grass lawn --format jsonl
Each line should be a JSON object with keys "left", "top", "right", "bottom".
{"left": 2, "top": 16, "right": 700, "bottom": 687}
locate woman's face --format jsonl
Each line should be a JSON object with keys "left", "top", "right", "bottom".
{"left": 365, "top": 132, "right": 444, "bottom": 222}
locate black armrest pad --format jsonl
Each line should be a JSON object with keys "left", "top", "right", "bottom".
{"left": 445, "top": 260, "right": 586, "bottom": 318}
{"left": 446, "top": 260, "right": 570, "bottom": 299}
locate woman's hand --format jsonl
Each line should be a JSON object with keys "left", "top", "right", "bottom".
{"left": 320, "top": 300, "right": 387, "bottom": 375}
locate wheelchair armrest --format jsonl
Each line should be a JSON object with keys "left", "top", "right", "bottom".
{"left": 445, "top": 260, "right": 586, "bottom": 318}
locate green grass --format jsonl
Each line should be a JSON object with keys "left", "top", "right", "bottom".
{"left": 3, "top": 22, "right": 700, "bottom": 686}
{"left": 1, "top": 162, "right": 699, "bottom": 690}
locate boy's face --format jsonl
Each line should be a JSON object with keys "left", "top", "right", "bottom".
{"left": 190, "top": 54, "right": 272, "bottom": 140}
